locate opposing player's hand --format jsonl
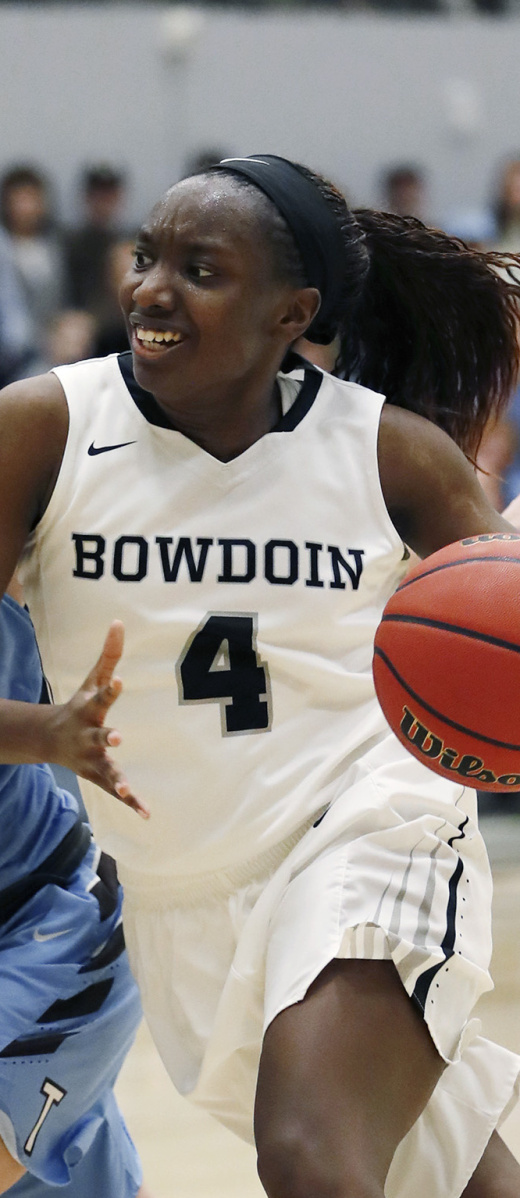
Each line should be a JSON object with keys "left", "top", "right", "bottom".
{"left": 48, "top": 621, "right": 149, "bottom": 819}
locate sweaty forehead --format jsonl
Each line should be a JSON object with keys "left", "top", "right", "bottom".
{"left": 144, "top": 174, "right": 265, "bottom": 248}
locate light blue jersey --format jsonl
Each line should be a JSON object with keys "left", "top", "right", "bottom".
{"left": 0, "top": 595, "right": 78, "bottom": 889}
{"left": 0, "top": 596, "right": 142, "bottom": 1195}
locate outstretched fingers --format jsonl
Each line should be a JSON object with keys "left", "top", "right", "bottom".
{"left": 89, "top": 675, "right": 123, "bottom": 726}
{"left": 83, "top": 620, "right": 125, "bottom": 696}
{"left": 81, "top": 721, "right": 149, "bottom": 819}
{"left": 88, "top": 744, "right": 150, "bottom": 821}
{"left": 73, "top": 621, "right": 150, "bottom": 820}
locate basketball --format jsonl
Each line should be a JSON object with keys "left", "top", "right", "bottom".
{"left": 373, "top": 532, "right": 520, "bottom": 791}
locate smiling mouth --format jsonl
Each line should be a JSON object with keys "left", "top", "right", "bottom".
{"left": 133, "top": 326, "right": 185, "bottom": 352}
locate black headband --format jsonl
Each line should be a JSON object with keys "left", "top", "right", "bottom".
{"left": 209, "top": 154, "right": 347, "bottom": 344}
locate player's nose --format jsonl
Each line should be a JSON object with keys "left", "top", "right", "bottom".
{"left": 132, "top": 260, "right": 177, "bottom": 310}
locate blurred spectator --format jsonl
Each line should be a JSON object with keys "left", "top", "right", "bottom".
{"left": 91, "top": 237, "right": 134, "bottom": 357}
{"left": 441, "top": 156, "right": 520, "bottom": 249}
{"left": 490, "top": 155, "right": 520, "bottom": 253}
{"left": 471, "top": 156, "right": 520, "bottom": 514}
{"left": 475, "top": 410, "right": 517, "bottom": 511}
{"left": 0, "top": 164, "right": 67, "bottom": 356}
{"left": 0, "top": 225, "right": 44, "bottom": 386}
{"left": 440, "top": 207, "right": 496, "bottom": 247}
{"left": 64, "top": 163, "right": 129, "bottom": 321}
{"left": 500, "top": 386, "right": 520, "bottom": 506}
{"left": 474, "top": 380, "right": 520, "bottom": 514}
{"left": 379, "top": 164, "right": 428, "bottom": 219}
{"left": 48, "top": 309, "right": 96, "bottom": 368}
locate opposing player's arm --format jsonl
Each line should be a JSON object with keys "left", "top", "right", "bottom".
{"left": 0, "top": 1136, "right": 25, "bottom": 1194}
{"left": 378, "top": 403, "right": 515, "bottom": 558}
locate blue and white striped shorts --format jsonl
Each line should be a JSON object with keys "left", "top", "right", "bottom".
{"left": 0, "top": 834, "right": 142, "bottom": 1196}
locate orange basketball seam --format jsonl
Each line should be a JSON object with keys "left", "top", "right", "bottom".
{"left": 373, "top": 646, "right": 520, "bottom": 751}
{"left": 380, "top": 613, "right": 520, "bottom": 654}
{"left": 397, "top": 554, "right": 520, "bottom": 592}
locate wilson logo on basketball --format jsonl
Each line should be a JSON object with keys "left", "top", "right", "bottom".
{"left": 461, "top": 532, "right": 520, "bottom": 545}
{"left": 399, "top": 706, "right": 520, "bottom": 788}
{"left": 372, "top": 534, "right": 520, "bottom": 793}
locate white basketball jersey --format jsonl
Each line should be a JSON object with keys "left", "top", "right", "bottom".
{"left": 20, "top": 352, "right": 408, "bottom": 879}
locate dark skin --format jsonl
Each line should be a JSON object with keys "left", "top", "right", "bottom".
{"left": 0, "top": 173, "right": 516, "bottom": 1197}
{"left": 120, "top": 176, "right": 321, "bottom": 462}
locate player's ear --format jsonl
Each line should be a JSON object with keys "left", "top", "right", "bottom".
{"left": 278, "top": 287, "right": 321, "bottom": 344}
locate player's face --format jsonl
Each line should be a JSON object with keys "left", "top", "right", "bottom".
{"left": 119, "top": 175, "right": 303, "bottom": 414}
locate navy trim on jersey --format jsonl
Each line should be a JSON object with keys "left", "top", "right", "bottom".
{"left": 40, "top": 979, "right": 114, "bottom": 1023}
{"left": 118, "top": 353, "right": 174, "bottom": 429}
{"left": 117, "top": 350, "right": 323, "bottom": 435}
{"left": 0, "top": 820, "right": 91, "bottom": 927}
{"left": 273, "top": 352, "right": 323, "bottom": 432}
{"left": 89, "top": 852, "right": 119, "bottom": 922}
{"left": 411, "top": 816, "right": 468, "bottom": 1014}
{"left": 79, "top": 922, "right": 125, "bottom": 973}
{"left": 0, "top": 1032, "right": 73, "bottom": 1058}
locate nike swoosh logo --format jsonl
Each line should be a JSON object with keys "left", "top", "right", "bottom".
{"left": 88, "top": 441, "right": 137, "bottom": 456}
{"left": 33, "top": 928, "right": 72, "bottom": 942}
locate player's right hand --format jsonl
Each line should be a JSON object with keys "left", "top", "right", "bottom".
{"left": 47, "top": 621, "right": 149, "bottom": 819}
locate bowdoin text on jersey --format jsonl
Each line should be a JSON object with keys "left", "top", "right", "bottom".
{"left": 71, "top": 534, "right": 366, "bottom": 588}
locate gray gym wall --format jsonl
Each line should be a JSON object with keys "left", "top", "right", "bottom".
{"left": 1, "top": 3, "right": 519, "bottom": 228}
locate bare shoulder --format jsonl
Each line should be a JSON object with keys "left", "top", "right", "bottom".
{"left": 0, "top": 372, "right": 69, "bottom": 594}
{"left": 378, "top": 403, "right": 466, "bottom": 492}
{"left": 377, "top": 403, "right": 510, "bottom": 556}
{"left": 0, "top": 370, "right": 67, "bottom": 429}
{"left": 0, "top": 371, "right": 68, "bottom": 475}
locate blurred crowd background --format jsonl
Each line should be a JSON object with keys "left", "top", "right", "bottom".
{"left": 3, "top": 1, "right": 520, "bottom": 513}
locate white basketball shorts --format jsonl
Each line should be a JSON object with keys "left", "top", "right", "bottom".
{"left": 120, "top": 732, "right": 520, "bottom": 1198}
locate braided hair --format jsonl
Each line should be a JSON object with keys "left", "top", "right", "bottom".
{"left": 202, "top": 163, "right": 520, "bottom": 457}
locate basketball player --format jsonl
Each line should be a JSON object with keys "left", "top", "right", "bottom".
{"left": 0, "top": 594, "right": 148, "bottom": 1198}
{"left": 0, "top": 155, "right": 519, "bottom": 1198}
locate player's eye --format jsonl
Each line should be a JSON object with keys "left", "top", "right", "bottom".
{"left": 133, "top": 248, "right": 153, "bottom": 269}
{"left": 188, "top": 263, "right": 214, "bottom": 281}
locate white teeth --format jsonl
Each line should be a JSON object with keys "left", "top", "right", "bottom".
{"left": 136, "top": 327, "right": 183, "bottom": 345}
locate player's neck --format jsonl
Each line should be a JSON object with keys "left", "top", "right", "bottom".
{"left": 153, "top": 379, "right": 283, "bottom": 462}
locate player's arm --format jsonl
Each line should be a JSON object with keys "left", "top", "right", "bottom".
{"left": 0, "top": 372, "right": 67, "bottom": 592}
{"left": 0, "top": 1137, "right": 25, "bottom": 1194}
{"left": 378, "top": 403, "right": 515, "bottom": 558}
{"left": 0, "top": 376, "right": 145, "bottom": 815}
{"left": 0, "top": 373, "right": 68, "bottom": 765}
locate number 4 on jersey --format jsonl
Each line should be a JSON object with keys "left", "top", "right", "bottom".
{"left": 177, "top": 613, "right": 271, "bottom": 735}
